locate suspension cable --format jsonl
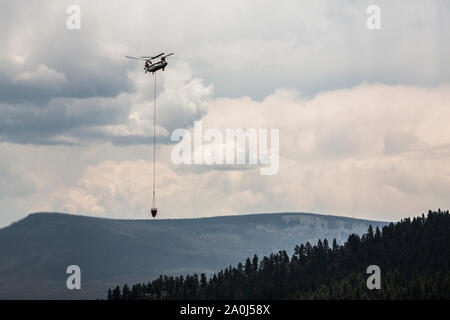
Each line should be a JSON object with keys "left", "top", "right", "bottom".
{"left": 152, "top": 72, "right": 156, "bottom": 210}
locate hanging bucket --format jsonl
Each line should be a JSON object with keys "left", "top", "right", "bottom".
{"left": 151, "top": 208, "right": 157, "bottom": 218}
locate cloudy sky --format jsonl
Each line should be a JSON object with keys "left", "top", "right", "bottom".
{"left": 1, "top": 0, "right": 449, "bottom": 227}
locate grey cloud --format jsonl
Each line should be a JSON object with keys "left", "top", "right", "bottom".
{"left": 0, "top": 95, "right": 131, "bottom": 145}
{"left": 0, "top": 63, "right": 212, "bottom": 145}
{"left": 72, "top": 130, "right": 174, "bottom": 146}
{"left": 0, "top": 51, "right": 133, "bottom": 106}
{"left": 1, "top": 0, "right": 449, "bottom": 146}
{"left": 0, "top": 2, "right": 133, "bottom": 105}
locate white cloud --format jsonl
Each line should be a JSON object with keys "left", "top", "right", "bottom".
{"left": 0, "top": 61, "right": 213, "bottom": 145}
{"left": 119, "top": 61, "right": 213, "bottom": 136}
{"left": 42, "top": 83, "right": 450, "bottom": 223}
{"left": 51, "top": 160, "right": 266, "bottom": 220}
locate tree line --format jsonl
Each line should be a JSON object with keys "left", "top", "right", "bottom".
{"left": 107, "top": 209, "right": 450, "bottom": 300}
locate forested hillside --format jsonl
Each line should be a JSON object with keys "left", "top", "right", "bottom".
{"left": 108, "top": 210, "right": 450, "bottom": 300}
{"left": 0, "top": 211, "right": 381, "bottom": 299}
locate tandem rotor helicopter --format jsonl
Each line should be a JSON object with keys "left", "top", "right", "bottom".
{"left": 126, "top": 52, "right": 174, "bottom": 74}
{"left": 125, "top": 52, "right": 174, "bottom": 218}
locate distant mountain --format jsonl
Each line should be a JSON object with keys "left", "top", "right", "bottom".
{"left": 112, "top": 210, "right": 450, "bottom": 300}
{"left": 0, "top": 212, "right": 387, "bottom": 299}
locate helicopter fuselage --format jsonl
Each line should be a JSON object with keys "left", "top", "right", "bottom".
{"left": 145, "top": 60, "right": 168, "bottom": 74}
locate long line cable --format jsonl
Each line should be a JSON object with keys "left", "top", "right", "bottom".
{"left": 152, "top": 72, "right": 156, "bottom": 209}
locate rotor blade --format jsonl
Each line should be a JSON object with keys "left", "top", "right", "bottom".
{"left": 160, "top": 53, "right": 174, "bottom": 59}
{"left": 140, "top": 53, "right": 165, "bottom": 59}
{"left": 126, "top": 56, "right": 148, "bottom": 61}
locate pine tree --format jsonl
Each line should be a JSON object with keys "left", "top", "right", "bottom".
{"left": 122, "top": 284, "right": 131, "bottom": 300}
{"left": 111, "top": 286, "right": 121, "bottom": 300}
{"left": 252, "top": 254, "right": 259, "bottom": 271}
{"left": 323, "top": 239, "right": 329, "bottom": 252}
{"left": 332, "top": 238, "right": 338, "bottom": 251}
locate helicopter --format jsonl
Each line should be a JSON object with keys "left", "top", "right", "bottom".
{"left": 125, "top": 52, "right": 175, "bottom": 218}
{"left": 126, "top": 53, "right": 174, "bottom": 74}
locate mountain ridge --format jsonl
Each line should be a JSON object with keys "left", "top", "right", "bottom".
{"left": 4, "top": 210, "right": 388, "bottom": 227}
{"left": 0, "top": 211, "right": 388, "bottom": 299}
